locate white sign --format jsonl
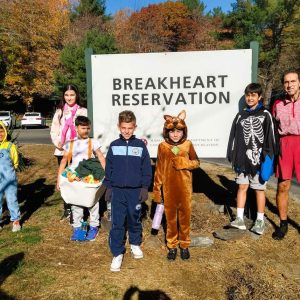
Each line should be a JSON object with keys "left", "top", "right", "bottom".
{"left": 91, "top": 50, "right": 252, "bottom": 157}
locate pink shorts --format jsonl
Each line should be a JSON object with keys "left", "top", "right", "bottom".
{"left": 276, "top": 135, "right": 300, "bottom": 181}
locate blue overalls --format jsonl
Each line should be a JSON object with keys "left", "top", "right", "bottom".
{"left": 0, "top": 143, "right": 20, "bottom": 222}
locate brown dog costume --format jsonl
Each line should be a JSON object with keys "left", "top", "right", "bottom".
{"left": 153, "top": 110, "right": 200, "bottom": 249}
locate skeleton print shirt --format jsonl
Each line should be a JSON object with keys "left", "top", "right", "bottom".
{"left": 227, "top": 102, "right": 277, "bottom": 177}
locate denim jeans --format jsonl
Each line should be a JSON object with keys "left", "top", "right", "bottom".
{"left": 0, "top": 180, "right": 20, "bottom": 221}
{"left": 0, "top": 147, "right": 20, "bottom": 222}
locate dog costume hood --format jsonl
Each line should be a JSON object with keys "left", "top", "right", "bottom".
{"left": 163, "top": 110, "right": 187, "bottom": 145}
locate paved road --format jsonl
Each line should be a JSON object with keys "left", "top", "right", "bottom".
{"left": 13, "top": 127, "right": 52, "bottom": 145}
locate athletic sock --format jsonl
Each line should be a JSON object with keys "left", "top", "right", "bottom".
{"left": 237, "top": 208, "right": 244, "bottom": 219}
{"left": 257, "top": 212, "right": 264, "bottom": 221}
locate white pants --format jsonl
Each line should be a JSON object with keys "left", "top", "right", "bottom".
{"left": 71, "top": 202, "right": 99, "bottom": 228}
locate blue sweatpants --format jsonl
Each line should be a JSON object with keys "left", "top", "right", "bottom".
{"left": 109, "top": 187, "right": 142, "bottom": 257}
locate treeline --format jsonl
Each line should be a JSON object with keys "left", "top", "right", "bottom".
{"left": 0, "top": 0, "right": 299, "bottom": 109}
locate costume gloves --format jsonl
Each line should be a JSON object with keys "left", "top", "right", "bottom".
{"left": 139, "top": 187, "right": 148, "bottom": 203}
{"left": 105, "top": 188, "right": 112, "bottom": 202}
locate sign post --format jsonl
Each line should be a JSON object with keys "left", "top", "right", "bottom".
{"left": 85, "top": 47, "right": 94, "bottom": 136}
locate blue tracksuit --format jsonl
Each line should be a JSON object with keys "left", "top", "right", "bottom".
{"left": 104, "top": 135, "right": 152, "bottom": 256}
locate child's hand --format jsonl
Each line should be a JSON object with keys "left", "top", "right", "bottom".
{"left": 57, "top": 142, "right": 64, "bottom": 151}
{"left": 105, "top": 188, "right": 112, "bottom": 202}
{"left": 56, "top": 180, "right": 60, "bottom": 191}
{"left": 139, "top": 187, "right": 148, "bottom": 203}
{"left": 153, "top": 198, "right": 162, "bottom": 204}
{"left": 152, "top": 191, "right": 162, "bottom": 203}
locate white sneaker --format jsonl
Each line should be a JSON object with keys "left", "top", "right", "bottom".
{"left": 130, "top": 244, "right": 143, "bottom": 259}
{"left": 230, "top": 217, "right": 246, "bottom": 230}
{"left": 12, "top": 221, "right": 21, "bottom": 232}
{"left": 251, "top": 219, "right": 266, "bottom": 235}
{"left": 110, "top": 254, "right": 123, "bottom": 272}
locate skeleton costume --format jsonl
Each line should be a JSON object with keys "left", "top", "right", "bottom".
{"left": 153, "top": 111, "right": 200, "bottom": 249}
{"left": 227, "top": 102, "right": 277, "bottom": 181}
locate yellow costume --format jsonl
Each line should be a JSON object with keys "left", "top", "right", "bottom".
{"left": 153, "top": 111, "right": 200, "bottom": 249}
{"left": 0, "top": 121, "right": 18, "bottom": 168}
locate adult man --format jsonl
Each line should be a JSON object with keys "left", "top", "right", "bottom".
{"left": 272, "top": 70, "right": 300, "bottom": 240}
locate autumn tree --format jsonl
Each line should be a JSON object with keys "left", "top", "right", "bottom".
{"left": 56, "top": 30, "right": 118, "bottom": 101}
{"left": 133, "top": 1, "right": 198, "bottom": 52}
{"left": 112, "top": 1, "right": 201, "bottom": 52}
{"left": 223, "top": 0, "right": 300, "bottom": 102}
{"left": 112, "top": 1, "right": 227, "bottom": 53}
{"left": 65, "top": 13, "right": 106, "bottom": 45}
{"left": 65, "top": 0, "right": 109, "bottom": 50}
{"left": 110, "top": 9, "right": 133, "bottom": 52}
{"left": 273, "top": 5, "right": 300, "bottom": 92}
{"left": 0, "top": 0, "right": 70, "bottom": 109}
{"left": 56, "top": 0, "right": 114, "bottom": 100}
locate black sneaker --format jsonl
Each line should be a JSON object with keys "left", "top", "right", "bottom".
{"left": 180, "top": 248, "right": 190, "bottom": 260}
{"left": 167, "top": 248, "right": 177, "bottom": 260}
{"left": 272, "top": 222, "right": 288, "bottom": 240}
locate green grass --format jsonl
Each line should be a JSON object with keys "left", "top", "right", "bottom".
{"left": 0, "top": 226, "right": 42, "bottom": 250}
{"left": 0, "top": 145, "right": 299, "bottom": 300}
{"left": 13, "top": 260, "right": 26, "bottom": 276}
{"left": 0, "top": 226, "right": 42, "bottom": 260}
{"left": 13, "top": 226, "right": 42, "bottom": 245}
{"left": 103, "top": 283, "right": 120, "bottom": 299}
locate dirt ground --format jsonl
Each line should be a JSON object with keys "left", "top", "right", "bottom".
{"left": 0, "top": 145, "right": 299, "bottom": 300}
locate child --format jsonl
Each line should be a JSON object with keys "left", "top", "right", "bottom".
{"left": 227, "top": 83, "right": 277, "bottom": 235}
{"left": 50, "top": 84, "right": 87, "bottom": 221}
{"left": 57, "top": 116, "right": 105, "bottom": 241}
{"left": 153, "top": 110, "right": 200, "bottom": 260}
{"left": 104, "top": 110, "right": 152, "bottom": 272}
{"left": 0, "top": 121, "right": 21, "bottom": 232}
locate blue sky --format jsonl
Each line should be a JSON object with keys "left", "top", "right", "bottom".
{"left": 105, "top": 0, "right": 235, "bottom": 15}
